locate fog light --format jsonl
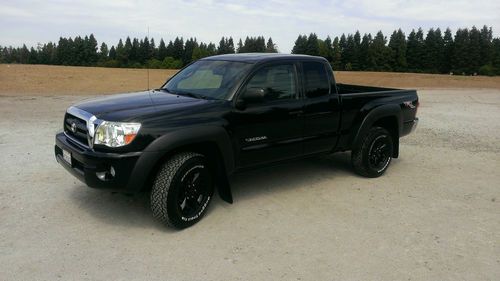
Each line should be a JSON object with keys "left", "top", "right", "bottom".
{"left": 96, "top": 166, "right": 115, "bottom": 181}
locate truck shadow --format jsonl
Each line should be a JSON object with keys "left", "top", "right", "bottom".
{"left": 69, "top": 152, "right": 353, "bottom": 230}
{"left": 227, "top": 152, "right": 353, "bottom": 203}
{"left": 68, "top": 184, "right": 179, "bottom": 232}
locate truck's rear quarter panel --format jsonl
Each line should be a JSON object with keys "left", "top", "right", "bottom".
{"left": 335, "top": 84, "right": 418, "bottom": 152}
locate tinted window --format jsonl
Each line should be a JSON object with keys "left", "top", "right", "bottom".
{"left": 245, "top": 64, "right": 297, "bottom": 101}
{"left": 303, "top": 62, "right": 330, "bottom": 98}
{"left": 164, "top": 60, "right": 252, "bottom": 100}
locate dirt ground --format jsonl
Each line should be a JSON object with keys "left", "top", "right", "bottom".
{"left": 0, "top": 66, "right": 499, "bottom": 280}
{"left": 2, "top": 64, "right": 500, "bottom": 96}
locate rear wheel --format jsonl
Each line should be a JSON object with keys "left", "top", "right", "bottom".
{"left": 151, "top": 152, "right": 214, "bottom": 229}
{"left": 351, "top": 127, "right": 394, "bottom": 178}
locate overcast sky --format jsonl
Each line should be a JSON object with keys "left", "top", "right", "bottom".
{"left": 1, "top": 0, "right": 499, "bottom": 53}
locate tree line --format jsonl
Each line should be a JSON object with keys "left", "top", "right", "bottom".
{"left": 292, "top": 26, "right": 500, "bottom": 76}
{"left": 1, "top": 26, "right": 499, "bottom": 75}
{"left": 0, "top": 35, "right": 277, "bottom": 70}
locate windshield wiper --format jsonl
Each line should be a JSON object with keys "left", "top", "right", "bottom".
{"left": 159, "top": 88, "right": 213, "bottom": 100}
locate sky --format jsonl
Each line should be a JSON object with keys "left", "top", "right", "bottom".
{"left": 1, "top": 0, "right": 499, "bottom": 53}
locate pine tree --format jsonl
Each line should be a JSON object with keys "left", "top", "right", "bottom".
{"left": 331, "top": 37, "right": 342, "bottom": 70}
{"left": 369, "top": 31, "right": 392, "bottom": 71}
{"left": 166, "top": 40, "right": 174, "bottom": 58}
{"left": 184, "top": 38, "right": 198, "bottom": 64}
{"left": 73, "top": 36, "right": 85, "bottom": 65}
{"left": 172, "top": 37, "right": 184, "bottom": 60}
{"left": 123, "top": 37, "right": 133, "bottom": 65}
{"left": 388, "top": 29, "right": 407, "bottom": 71}
{"left": 207, "top": 43, "right": 217, "bottom": 56}
{"left": 240, "top": 36, "right": 266, "bottom": 53}
{"left": 406, "top": 28, "right": 425, "bottom": 72}
{"left": 109, "top": 46, "right": 116, "bottom": 60}
{"left": 237, "top": 39, "right": 244, "bottom": 53}
{"left": 130, "top": 38, "right": 140, "bottom": 64}
{"left": 452, "top": 28, "right": 470, "bottom": 74}
{"left": 291, "top": 35, "right": 307, "bottom": 54}
{"left": 491, "top": 38, "right": 500, "bottom": 73}
{"left": 257, "top": 36, "right": 266, "bottom": 52}
{"left": 228, "top": 37, "right": 235, "bottom": 53}
{"left": 423, "top": 28, "right": 444, "bottom": 73}
{"left": 479, "top": 25, "right": 493, "bottom": 67}
{"left": 150, "top": 38, "right": 157, "bottom": 60}
{"left": 139, "top": 36, "right": 150, "bottom": 63}
{"left": 442, "top": 28, "right": 454, "bottom": 73}
{"left": 468, "top": 26, "right": 482, "bottom": 73}
{"left": 358, "top": 34, "right": 371, "bottom": 70}
{"left": 37, "top": 42, "right": 55, "bottom": 65}
{"left": 352, "top": 31, "right": 361, "bottom": 70}
{"left": 87, "top": 34, "right": 99, "bottom": 65}
{"left": 320, "top": 36, "right": 334, "bottom": 63}
{"left": 266, "top": 37, "right": 278, "bottom": 53}
{"left": 99, "top": 42, "right": 108, "bottom": 62}
{"left": 217, "top": 37, "right": 235, "bottom": 54}
{"left": 339, "top": 34, "right": 347, "bottom": 68}
{"left": 217, "top": 37, "right": 226, "bottom": 55}
{"left": 28, "top": 47, "right": 38, "bottom": 64}
{"left": 192, "top": 42, "right": 212, "bottom": 61}
{"left": 158, "top": 39, "right": 167, "bottom": 61}
{"left": 343, "top": 34, "right": 356, "bottom": 70}
{"left": 305, "top": 33, "right": 320, "bottom": 56}
{"left": 115, "top": 39, "right": 125, "bottom": 66}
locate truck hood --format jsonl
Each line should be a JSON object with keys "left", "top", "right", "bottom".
{"left": 73, "top": 90, "right": 208, "bottom": 120}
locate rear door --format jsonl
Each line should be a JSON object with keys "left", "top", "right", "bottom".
{"left": 301, "top": 61, "right": 341, "bottom": 154}
{"left": 230, "top": 62, "right": 304, "bottom": 168}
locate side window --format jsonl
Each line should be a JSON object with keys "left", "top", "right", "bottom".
{"left": 245, "top": 64, "right": 297, "bottom": 101}
{"left": 303, "top": 62, "right": 330, "bottom": 98}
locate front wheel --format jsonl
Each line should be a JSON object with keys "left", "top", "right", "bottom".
{"left": 351, "top": 127, "right": 394, "bottom": 178}
{"left": 151, "top": 152, "right": 214, "bottom": 229}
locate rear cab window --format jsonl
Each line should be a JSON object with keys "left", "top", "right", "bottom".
{"left": 302, "top": 61, "right": 330, "bottom": 98}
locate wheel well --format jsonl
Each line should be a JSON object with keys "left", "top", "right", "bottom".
{"left": 142, "top": 142, "right": 225, "bottom": 192}
{"left": 373, "top": 116, "right": 399, "bottom": 158}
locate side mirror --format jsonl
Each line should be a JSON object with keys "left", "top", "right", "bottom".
{"left": 242, "top": 87, "right": 266, "bottom": 102}
{"left": 235, "top": 87, "right": 267, "bottom": 110}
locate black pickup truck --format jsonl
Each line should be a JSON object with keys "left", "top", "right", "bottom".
{"left": 55, "top": 53, "right": 418, "bottom": 228}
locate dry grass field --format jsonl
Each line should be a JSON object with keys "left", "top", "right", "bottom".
{"left": 1, "top": 64, "right": 500, "bottom": 96}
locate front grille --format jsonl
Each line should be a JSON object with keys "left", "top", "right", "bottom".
{"left": 64, "top": 113, "right": 88, "bottom": 146}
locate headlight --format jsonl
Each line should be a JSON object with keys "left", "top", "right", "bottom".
{"left": 94, "top": 121, "right": 141, "bottom": 147}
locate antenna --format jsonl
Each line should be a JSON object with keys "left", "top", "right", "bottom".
{"left": 147, "top": 26, "right": 150, "bottom": 91}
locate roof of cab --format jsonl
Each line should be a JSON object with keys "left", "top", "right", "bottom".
{"left": 201, "top": 53, "right": 327, "bottom": 63}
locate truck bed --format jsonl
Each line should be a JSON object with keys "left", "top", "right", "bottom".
{"left": 334, "top": 83, "right": 419, "bottom": 152}
{"left": 336, "top": 83, "right": 402, "bottom": 95}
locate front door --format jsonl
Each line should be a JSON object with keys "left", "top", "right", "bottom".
{"left": 230, "top": 62, "right": 304, "bottom": 168}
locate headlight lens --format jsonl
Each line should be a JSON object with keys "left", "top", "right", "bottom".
{"left": 94, "top": 121, "right": 141, "bottom": 147}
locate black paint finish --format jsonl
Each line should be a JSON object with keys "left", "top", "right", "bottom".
{"left": 54, "top": 53, "right": 418, "bottom": 201}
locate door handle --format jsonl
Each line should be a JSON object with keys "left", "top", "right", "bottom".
{"left": 289, "top": 110, "right": 303, "bottom": 116}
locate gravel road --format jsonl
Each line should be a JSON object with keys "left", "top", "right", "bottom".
{"left": 0, "top": 89, "right": 499, "bottom": 280}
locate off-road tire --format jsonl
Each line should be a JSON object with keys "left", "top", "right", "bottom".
{"left": 151, "top": 152, "right": 214, "bottom": 229}
{"left": 351, "top": 127, "right": 394, "bottom": 178}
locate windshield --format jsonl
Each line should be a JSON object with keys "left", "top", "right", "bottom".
{"left": 162, "top": 60, "right": 253, "bottom": 100}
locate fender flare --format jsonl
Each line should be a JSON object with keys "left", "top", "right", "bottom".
{"left": 351, "top": 104, "right": 402, "bottom": 156}
{"left": 127, "top": 126, "right": 234, "bottom": 203}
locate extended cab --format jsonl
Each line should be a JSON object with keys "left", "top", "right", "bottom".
{"left": 55, "top": 53, "right": 418, "bottom": 228}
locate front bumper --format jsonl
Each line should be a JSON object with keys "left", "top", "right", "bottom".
{"left": 55, "top": 132, "right": 143, "bottom": 192}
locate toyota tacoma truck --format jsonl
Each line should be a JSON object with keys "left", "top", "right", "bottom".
{"left": 55, "top": 53, "right": 418, "bottom": 228}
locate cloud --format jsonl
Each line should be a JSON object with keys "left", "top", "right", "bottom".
{"left": 0, "top": 0, "right": 499, "bottom": 53}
